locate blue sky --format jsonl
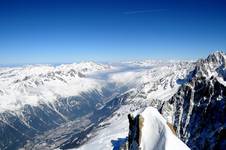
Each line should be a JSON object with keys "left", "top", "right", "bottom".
{"left": 0, "top": 0, "right": 226, "bottom": 64}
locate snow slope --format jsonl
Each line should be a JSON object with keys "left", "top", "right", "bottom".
{"left": 139, "top": 107, "right": 190, "bottom": 150}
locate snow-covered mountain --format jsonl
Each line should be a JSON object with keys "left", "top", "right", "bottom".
{"left": 0, "top": 51, "right": 225, "bottom": 150}
{"left": 0, "top": 62, "right": 110, "bottom": 112}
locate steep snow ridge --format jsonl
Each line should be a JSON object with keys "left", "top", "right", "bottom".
{"left": 139, "top": 107, "right": 190, "bottom": 150}
{"left": 0, "top": 62, "right": 110, "bottom": 112}
{"left": 77, "top": 107, "right": 191, "bottom": 150}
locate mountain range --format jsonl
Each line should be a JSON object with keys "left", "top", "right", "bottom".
{"left": 0, "top": 51, "right": 225, "bottom": 150}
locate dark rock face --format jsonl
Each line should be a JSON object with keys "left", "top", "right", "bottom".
{"left": 167, "top": 78, "right": 226, "bottom": 150}
{"left": 162, "top": 52, "right": 226, "bottom": 150}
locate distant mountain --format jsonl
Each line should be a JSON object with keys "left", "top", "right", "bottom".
{"left": 0, "top": 61, "right": 110, "bottom": 112}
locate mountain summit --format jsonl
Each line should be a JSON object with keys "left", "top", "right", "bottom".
{"left": 194, "top": 51, "right": 226, "bottom": 78}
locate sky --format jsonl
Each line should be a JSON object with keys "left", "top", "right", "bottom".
{"left": 0, "top": 0, "right": 226, "bottom": 64}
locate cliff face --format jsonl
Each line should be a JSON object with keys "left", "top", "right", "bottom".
{"left": 167, "top": 78, "right": 226, "bottom": 150}
{"left": 161, "top": 51, "right": 226, "bottom": 150}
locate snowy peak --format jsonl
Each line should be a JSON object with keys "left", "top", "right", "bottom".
{"left": 57, "top": 61, "right": 110, "bottom": 73}
{"left": 0, "top": 61, "right": 109, "bottom": 80}
{"left": 206, "top": 51, "right": 226, "bottom": 65}
{"left": 194, "top": 51, "right": 226, "bottom": 78}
